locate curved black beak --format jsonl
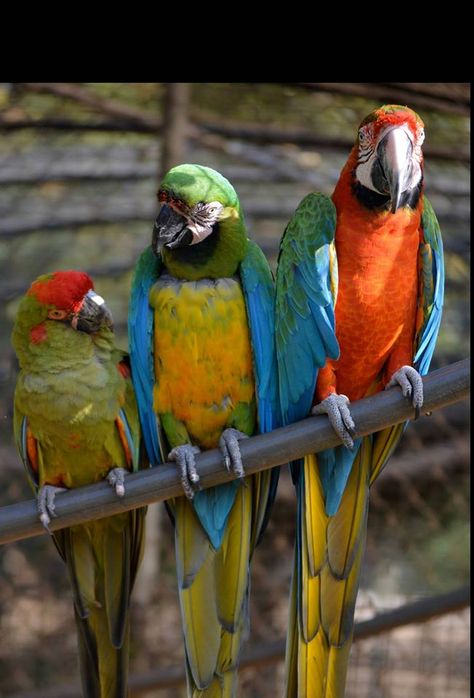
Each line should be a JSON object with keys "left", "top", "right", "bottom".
{"left": 73, "top": 291, "right": 114, "bottom": 333}
{"left": 377, "top": 127, "right": 414, "bottom": 214}
{"left": 152, "top": 204, "right": 193, "bottom": 255}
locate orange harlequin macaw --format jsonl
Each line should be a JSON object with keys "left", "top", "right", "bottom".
{"left": 275, "top": 105, "right": 444, "bottom": 697}
{"left": 12, "top": 271, "right": 146, "bottom": 698}
{"left": 128, "top": 164, "right": 279, "bottom": 697}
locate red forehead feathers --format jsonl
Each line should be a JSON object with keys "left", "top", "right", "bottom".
{"left": 376, "top": 109, "right": 419, "bottom": 133}
{"left": 28, "top": 271, "right": 94, "bottom": 311}
{"left": 157, "top": 189, "right": 189, "bottom": 214}
{"left": 361, "top": 106, "right": 423, "bottom": 140}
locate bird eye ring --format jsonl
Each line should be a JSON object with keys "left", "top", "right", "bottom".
{"left": 48, "top": 309, "right": 68, "bottom": 320}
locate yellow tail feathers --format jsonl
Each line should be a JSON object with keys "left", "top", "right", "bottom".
{"left": 286, "top": 441, "right": 372, "bottom": 698}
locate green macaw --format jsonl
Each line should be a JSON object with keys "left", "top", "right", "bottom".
{"left": 128, "top": 164, "right": 279, "bottom": 697}
{"left": 12, "top": 270, "right": 146, "bottom": 698}
{"left": 275, "top": 105, "right": 444, "bottom": 696}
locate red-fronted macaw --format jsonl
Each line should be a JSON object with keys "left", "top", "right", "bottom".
{"left": 275, "top": 105, "right": 444, "bottom": 697}
{"left": 12, "top": 270, "right": 146, "bottom": 698}
{"left": 128, "top": 164, "right": 279, "bottom": 697}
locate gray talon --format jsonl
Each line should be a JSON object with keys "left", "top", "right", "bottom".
{"left": 386, "top": 365, "right": 423, "bottom": 413}
{"left": 168, "top": 444, "right": 201, "bottom": 499}
{"left": 219, "top": 428, "right": 249, "bottom": 479}
{"left": 312, "top": 393, "right": 355, "bottom": 449}
{"left": 106, "top": 467, "right": 128, "bottom": 497}
{"left": 37, "top": 485, "right": 67, "bottom": 531}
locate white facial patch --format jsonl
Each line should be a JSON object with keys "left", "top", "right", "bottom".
{"left": 355, "top": 124, "right": 422, "bottom": 195}
{"left": 188, "top": 221, "right": 215, "bottom": 245}
{"left": 187, "top": 201, "right": 224, "bottom": 246}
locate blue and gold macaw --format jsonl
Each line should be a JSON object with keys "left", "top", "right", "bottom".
{"left": 128, "top": 164, "right": 279, "bottom": 697}
{"left": 275, "top": 106, "right": 444, "bottom": 696}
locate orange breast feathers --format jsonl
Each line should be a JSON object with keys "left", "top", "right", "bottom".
{"left": 150, "top": 275, "right": 255, "bottom": 449}
{"left": 316, "top": 181, "right": 422, "bottom": 403}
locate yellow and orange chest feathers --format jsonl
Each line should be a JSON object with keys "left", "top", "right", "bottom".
{"left": 149, "top": 273, "right": 255, "bottom": 449}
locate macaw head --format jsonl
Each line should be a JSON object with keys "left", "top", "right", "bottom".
{"left": 13, "top": 270, "right": 114, "bottom": 358}
{"left": 151, "top": 164, "right": 247, "bottom": 279}
{"left": 353, "top": 105, "right": 425, "bottom": 213}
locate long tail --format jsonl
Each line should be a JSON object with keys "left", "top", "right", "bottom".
{"left": 285, "top": 436, "right": 372, "bottom": 698}
{"left": 286, "top": 421, "right": 407, "bottom": 698}
{"left": 53, "top": 509, "right": 145, "bottom": 698}
{"left": 174, "top": 477, "right": 260, "bottom": 698}
{"left": 74, "top": 607, "right": 130, "bottom": 698}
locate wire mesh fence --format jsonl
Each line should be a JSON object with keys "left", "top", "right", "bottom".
{"left": 0, "top": 83, "right": 470, "bottom": 697}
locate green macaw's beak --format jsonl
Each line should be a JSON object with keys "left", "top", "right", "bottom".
{"left": 73, "top": 291, "right": 114, "bottom": 333}
{"left": 152, "top": 204, "right": 193, "bottom": 255}
{"left": 376, "top": 127, "right": 414, "bottom": 214}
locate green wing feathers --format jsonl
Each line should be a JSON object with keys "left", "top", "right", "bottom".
{"left": 275, "top": 192, "right": 339, "bottom": 426}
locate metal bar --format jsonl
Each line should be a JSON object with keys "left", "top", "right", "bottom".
{"left": 0, "top": 359, "right": 469, "bottom": 546}
{"left": 354, "top": 585, "right": 470, "bottom": 640}
{"left": 8, "top": 586, "right": 469, "bottom": 697}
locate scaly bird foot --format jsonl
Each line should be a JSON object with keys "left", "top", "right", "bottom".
{"left": 37, "top": 485, "right": 68, "bottom": 532}
{"left": 385, "top": 365, "right": 423, "bottom": 419}
{"left": 168, "top": 444, "right": 201, "bottom": 500}
{"left": 219, "top": 428, "right": 249, "bottom": 480}
{"left": 106, "top": 467, "right": 128, "bottom": 497}
{"left": 311, "top": 393, "right": 356, "bottom": 449}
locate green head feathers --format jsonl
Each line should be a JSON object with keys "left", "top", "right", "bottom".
{"left": 160, "top": 164, "right": 240, "bottom": 209}
{"left": 154, "top": 164, "right": 247, "bottom": 280}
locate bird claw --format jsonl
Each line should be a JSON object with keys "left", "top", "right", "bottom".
{"left": 386, "top": 365, "right": 423, "bottom": 416}
{"left": 219, "top": 428, "right": 248, "bottom": 480}
{"left": 311, "top": 393, "right": 356, "bottom": 449}
{"left": 106, "top": 467, "right": 128, "bottom": 497}
{"left": 37, "top": 485, "right": 68, "bottom": 532}
{"left": 168, "top": 444, "right": 201, "bottom": 500}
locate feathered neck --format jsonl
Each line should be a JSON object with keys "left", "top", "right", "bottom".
{"left": 161, "top": 215, "right": 248, "bottom": 281}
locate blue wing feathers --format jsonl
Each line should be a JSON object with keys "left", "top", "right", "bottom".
{"left": 117, "top": 407, "right": 139, "bottom": 471}
{"left": 240, "top": 241, "right": 279, "bottom": 434}
{"left": 276, "top": 194, "right": 339, "bottom": 427}
{"left": 414, "top": 197, "right": 445, "bottom": 375}
{"left": 275, "top": 193, "right": 359, "bottom": 513}
{"left": 240, "top": 240, "right": 281, "bottom": 540}
{"left": 128, "top": 247, "right": 163, "bottom": 467}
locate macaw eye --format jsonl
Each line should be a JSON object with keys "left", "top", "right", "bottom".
{"left": 205, "top": 202, "right": 222, "bottom": 217}
{"left": 48, "top": 309, "right": 68, "bottom": 320}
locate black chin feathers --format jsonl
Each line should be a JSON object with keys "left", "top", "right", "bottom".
{"left": 166, "top": 222, "right": 220, "bottom": 266}
{"left": 352, "top": 174, "right": 423, "bottom": 212}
